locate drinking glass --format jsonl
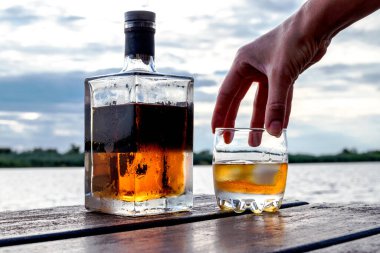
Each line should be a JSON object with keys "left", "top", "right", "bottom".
{"left": 213, "top": 128, "right": 288, "bottom": 214}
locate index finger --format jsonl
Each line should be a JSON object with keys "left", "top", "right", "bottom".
{"left": 212, "top": 68, "right": 268, "bottom": 132}
{"left": 211, "top": 66, "right": 251, "bottom": 133}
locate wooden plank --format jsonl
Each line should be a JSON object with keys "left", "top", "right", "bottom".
{"left": 0, "top": 195, "right": 306, "bottom": 247}
{"left": 314, "top": 234, "right": 380, "bottom": 253}
{"left": 1, "top": 203, "right": 379, "bottom": 253}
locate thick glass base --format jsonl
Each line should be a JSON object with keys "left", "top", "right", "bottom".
{"left": 85, "top": 192, "right": 193, "bottom": 216}
{"left": 215, "top": 191, "right": 284, "bottom": 214}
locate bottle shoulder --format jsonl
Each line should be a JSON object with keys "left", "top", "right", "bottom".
{"left": 85, "top": 70, "right": 193, "bottom": 83}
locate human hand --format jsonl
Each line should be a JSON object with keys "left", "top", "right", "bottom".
{"left": 212, "top": 0, "right": 380, "bottom": 140}
{"left": 211, "top": 12, "right": 330, "bottom": 138}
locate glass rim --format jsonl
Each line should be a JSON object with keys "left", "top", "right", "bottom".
{"left": 215, "top": 127, "right": 287, "bottom": 132}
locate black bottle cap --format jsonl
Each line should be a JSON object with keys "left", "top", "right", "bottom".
{"left": 124, "top": 11, "right": 156, "bottom": 57}
{"left": 124, "top": 11, "right": 156, "bottom": 22}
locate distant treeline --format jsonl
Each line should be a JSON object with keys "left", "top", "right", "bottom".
{"left": 1, "top": 146, "right": 380, "bottom": 168}
{"left": 0, "top": 145, "right": 83, "bottom": 167}
{"left": 289, "top": 148, "right": 380, "bottom": 163}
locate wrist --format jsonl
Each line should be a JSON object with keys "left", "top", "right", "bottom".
{"left": 294, "top": 0, "right": 334, "bottom": 47}
{"left": 298, "top": 0, "right": 380, "bottom": 43}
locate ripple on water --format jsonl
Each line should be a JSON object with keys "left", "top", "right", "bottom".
{"left": 0, "top": 162, "right": 379, "bottom": 211}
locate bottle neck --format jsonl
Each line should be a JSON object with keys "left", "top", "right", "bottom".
{"left": 122, "top": 54, "right": 156, "bottom": 72}
{"left": 122, "top": 23, "right": 156, "bottom": 72}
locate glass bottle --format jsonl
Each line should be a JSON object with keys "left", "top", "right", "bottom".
{"left": 84, "top": 11, "right": 193, "bottom": 216}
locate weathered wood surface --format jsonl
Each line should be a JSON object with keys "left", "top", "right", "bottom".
{"left": 0, "top": 195, "right": 306, "bottom": 247}
{"left": 315, "top": 234, "right": 380, "bottom": 253}
{"left": 1, "top": 203, "right": 379, "bottom": 253}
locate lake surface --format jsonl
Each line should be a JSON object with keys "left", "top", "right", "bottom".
{"left": 0, "top": 162, "right": 379, "bottom": 212}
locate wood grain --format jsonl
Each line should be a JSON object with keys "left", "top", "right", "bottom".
{"left": 315, "top": 234, "right": 380, "bottom": 253}
{"left": 0, "top": 195, "right": 306, "bottom": 247}
{"left": 2, "top": 203, "right": 379, "bottom": 253}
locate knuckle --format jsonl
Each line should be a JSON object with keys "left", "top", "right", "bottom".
{"left": 236, "top": 45, "right": 249, "bottom": 59}
{"left": 234, "top": 44, "right": 267, "bottom": 80}
{"left": 267, "top": 103, "right": 286, "bottom": 114}
{"left": 234, "top": 46, "right": 253, "bottom": 75}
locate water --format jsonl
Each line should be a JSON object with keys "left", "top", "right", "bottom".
{"left": 0, "top": 162, "right": 379, "bottom": 212}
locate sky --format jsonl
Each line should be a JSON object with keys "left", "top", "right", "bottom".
{"left": 0, "top": 0, "right": 380, "bottom": 154}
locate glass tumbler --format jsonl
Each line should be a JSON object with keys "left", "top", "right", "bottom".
{"left": 213, "top": 128, "right": 288, "bottom": 214}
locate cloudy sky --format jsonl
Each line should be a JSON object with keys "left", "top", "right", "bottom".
{"left": 0, "top": 0, "right": 379, "bottom": 154}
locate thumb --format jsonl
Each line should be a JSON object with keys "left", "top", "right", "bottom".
{"left": 265, "top": 72, "right": 292, "bottom": 137}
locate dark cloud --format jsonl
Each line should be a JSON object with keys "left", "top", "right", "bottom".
{"left": 0, "top": 6, "right": 86, "bottom": 29}
{"left": 157, "top": 41, "right": 181, "bottom": 48}
{"left": 214, "top": 70, "right": 227, "bottom": 76}
{"left": 297, "top": 63, "right": 380, "bottom": 91}
{"left": 0, "top": 112, "right": 83, "bottom": 151}
{"left": 188, "top": 15, "right": 214, "bottom": 23}
{"left": 288, "top": 129, "right": 354, "bottom": 154}
{"left": 288, "top": 116, "right": 380, "bottom": 154}
{"left": 160, "top": 53, "right": 186, "bottom": 64}
{"left": 156, "top": 0, "right": 303, "bottom": 53}
{"left": 194, "top": 77, "right": 216, "bottom": 87}
{"left": 335, "top": 27, "right": 380, "bottom": 46}
{"left": 318, "top": 84, "right": 347, "bottom": 92}
{"left": 362, "top": 72, "right": 380, "bottom": 85}
{"left": 0, "top": 68, "right": 118, "bottom": 112}
{"left": 156, "top": 69, "right": 218, "bottom": 87}
{"left": 0, "top": 6, "right": 40, "bottom": 26}
{"left": 185, "top": 0, "right": 379, "bottom": 56}
{"left": 0, "top": 68, "right": 107, "bottom": 151}
{"left": 56, "top": 15, "right": 85, "bottom": 26}
{"left": 189, "top": 0, "right": 302, "bottom": 40}
{"left": 157, "top": 37, "right": 214, "bottom": 49}
{"left": 202, "top": 17, "right": 262, "bottom": 40}
{"left": 0, "top": 68, "right": 217, "bottom": 151}
{"left": 253, "top": 0, "right": 301, "bottom": 13}
{"left": 157, "top": 67, "right": 192, "bottom": 77}
{"left": 0, "top": 67, "right": 219, "bottom": 112}
{"left": 194, "top": 90, "right": 216, "bottom": 102}
{"left": 1, "top": 42, "right": 122, "bottom": 55}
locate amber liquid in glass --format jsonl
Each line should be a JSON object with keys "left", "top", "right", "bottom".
{"left": 91, "top": 103, "right": 192, "bottom": 202}
{"left": 213, "top": 163, "right": 288, "bottom": 195}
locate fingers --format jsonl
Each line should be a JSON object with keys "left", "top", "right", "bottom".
{"left": 221, "top": 78, "right": 253, "bottom": 144}
{"left": 223, "top": 78, "right": 252, "bottom": 128}
{"left": 265, "top": 72, "right": 292, "bottom": 137}
{"left": 213, "top": 64, "right": 293, "bottom": 140}
{"left": 223, "top": 130, "right": 234, "bottom": 144}
{"left": 211, "top": 65, "right": 252, "bottom": 133}
{"left": 250, "top": 81, "right": 268, "bottom": 128}
{"left": 249, "top": 82, "right": 268, "bottom": 147}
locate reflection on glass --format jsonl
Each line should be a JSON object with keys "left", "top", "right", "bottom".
{"left": 213, "top": 128, "right": 288, "bottom": 214}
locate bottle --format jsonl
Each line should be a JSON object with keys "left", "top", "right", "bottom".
{"left": 84, "top": 10, "right": 193, "bottom": 216}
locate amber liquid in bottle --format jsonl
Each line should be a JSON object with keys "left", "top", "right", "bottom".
{"left": 91, "top": 103, "right": 192, "bottom": 202}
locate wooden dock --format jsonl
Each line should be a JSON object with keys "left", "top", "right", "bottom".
{"left": 0, "top": 195, "right": 379, "bottom": 252}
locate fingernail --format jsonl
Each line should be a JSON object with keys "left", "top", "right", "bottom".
{"left": 223, "top": 131, "right": 234, "bottom": 144}
{"left": 269, "top": 120, "right": 282, "bottom": 137}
